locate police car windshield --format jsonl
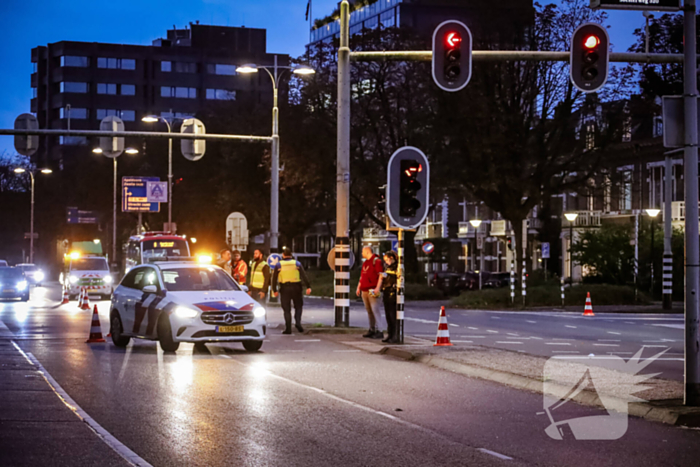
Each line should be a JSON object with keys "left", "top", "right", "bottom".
{"left": 142, "top": 239, "right": 189, "bottom": 260}
{"left": 162, "top": 267, "right": 239, "bottom": 292}
{"left": 72, "top": 258, "right": 109, "bottom": 271}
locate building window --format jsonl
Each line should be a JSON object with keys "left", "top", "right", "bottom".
{"left": 60, "top": 82, "right": 89, "bottom": 93}
{"left": 97, "top": 57, "right": 135, "bottom": 70}
{"left": 59, "top": 136, "right": 87, "bottom": 145}
{"left": 206, "top": 64, "right": 237, "bottom": 75}
{"left": 161, "top": 61, "right": 172, "bottom": 72}
{"left": 653, "top": 116, "right": 663, "bottom": 138}
{"left": 32, "top": 88, "right": 37, "bottom": 98}
{"left": 206, "top": 89, "right": 236, "bottom": 100}
{"left": 97, "top": 83, "right": 117, "bottom": 95}
{"left": 618, "top": 169, "right": 632, "bottom": 211}
{"left": 161, "top": 86, "right": 197, "bottom": 99}
{"left": 96, "top": 109, "right": 135, "bottom": 121}
{"left": 585, "top": 123, "right": 595, "bottom": 150}
{"left": 60, "top": 56, "right": 89, "bottom": 67}
{"left": 175, "top": 62, "right": 197, "bottom": 73}
{"left": 160, "top": 111, "right": 192, "bottom": 119}
{"left": 60, "top": 107, "right": 88, "bottom": 119}
{"left": 121, "top": 84, "right": 136, "bottom": 96}
{"left": 622, "top": 117, "right": 632, "bottom": 142}
{"left": 32, "top": 62, "right": 37, "bottom": 73}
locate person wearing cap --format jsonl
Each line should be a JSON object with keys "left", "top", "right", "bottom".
{"left": 271, "top": 248, "right": 312, "bottom": 334}
{"left": 376, "top": 250, "right": 398, "bottom": 343}
{"left": 217, "top": 248, "right": 232, "bottom": 275}
{"left": 248, "top": 248, "right": 270, "bottom": 301}
{"left": 231, "top": 250, "right": 248, "bottom": 285}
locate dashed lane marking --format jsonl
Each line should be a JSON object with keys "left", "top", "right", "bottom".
{"left": 496, "top": 341, "right": 523, "bottom": 345}
{"left": 333, "top": 350, "right": 361, "bottom": 352}
{"left": 491, "top": 317, "right": 501, "bottom": 320}
{"left": 652, "top": 324, "right": 685, "bottom": 330}
{"left": 478, "top": 448, "right": 513, "bottom": 461}
{"left": 551, "top": 351, "right": 579, "bottom": 354}
{"left": 486, "top": 330, "right": 499, "bottom": 334}
{"left": 598, "top": 339, "right": 621, "bottom": 342}
{"left": 545, "top": 342, "right": 571, "bottom": 346}
{"left": 565, "top": 325, "right": 577, "bottom": 329}
{"left": 450, "top": 340, "right": 474, "bottom": 344}
{"left": 506, "top": 333, "right": 519, "bottom": 336}
{"left": 295, "top": 339, "right": 321, "bottom": 342}
{"left": 468, "top": 327, "right": 479, "bottom": 330}
{"left": 529, "top": 336, "right": 543, "bottom": 340}
{"left": 593, "top": 343, "right": 620, "bottom": 347}
{"left": 607, "top": 331, "right": 622, "bottom": 335}
{"left": 526, "top": 320, "right": 537, "bottom": 324}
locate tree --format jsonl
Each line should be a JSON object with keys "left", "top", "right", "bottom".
{"left": 571, "top": 224, "right": 635, "bottom": 285}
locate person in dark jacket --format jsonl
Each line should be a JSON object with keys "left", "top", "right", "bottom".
{"left": 377, "top": 251, "right": 398, "bottom": 343}
{"left": 271, "top": 248, "right": 312, "bottom": 334}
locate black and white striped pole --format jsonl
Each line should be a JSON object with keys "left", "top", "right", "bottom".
{"left": 561, "top": 277, "right": 565, "bottom": 307}
{"left": 397, "top": 229, "right": 405, "bottom": 344}
{"left": 334, "top": 238, "right": 351, "bottom": 327}
{"left": 510, "top": 259, "right": 515, "bottom": 304}
{"left": 521, "top": 259, "right": 527, "bottom": 305}
{"left": 663, "top": 154, "right": 674, "bottom": 310}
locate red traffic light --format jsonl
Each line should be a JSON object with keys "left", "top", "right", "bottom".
{"left": 583, "top": 35, "right": 600, "bottom": 49}
{"left": 445, "top": 32, "right": 462, "bottom": 48}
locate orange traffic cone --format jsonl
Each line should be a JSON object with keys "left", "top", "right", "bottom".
{"left": 60, "top": 285, "right": 69, "bottom": 305}
{"left": 434, "top": 306, "right": 453, "bottom": 346}
{"left": 77, "top": 288, "right": 84, "bottom": 309}
{"left": 81, "top": 288, "right": 91, "bottom": 311}
{"left": 86, "top": 305, "right": 105, "bottom": 343}
{"left": 583, "top": 292, "right": 595, "bottom": 316}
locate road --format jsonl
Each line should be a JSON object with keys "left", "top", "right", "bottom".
{"left": 0, "top": 283, "right": 698, "bottom": 466}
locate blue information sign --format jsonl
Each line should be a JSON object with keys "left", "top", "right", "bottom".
{"left": 541, "top": 242, "right": 550, "bottom": 259}
{"left": 267, "top": 253, "right": 282, "bottom": 269}
{"left": 122, "top": 177, "right": 160, "bottom": 212}
{"left": 66, "top": 207, "right": 98, "bottom": 224}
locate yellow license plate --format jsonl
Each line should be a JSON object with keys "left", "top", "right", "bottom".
{"left": 217, "top": 325, "right": 244, "bottom": 333}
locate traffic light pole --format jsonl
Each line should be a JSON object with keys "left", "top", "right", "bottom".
{"left": 396, "top": 228, "right": 405, "bottom": 344}
{"left": 683, "top": 0, "right": 700, "bottom": 406}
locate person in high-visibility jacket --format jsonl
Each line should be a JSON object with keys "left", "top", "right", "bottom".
{"left": 231, "top": 250, "right": 248, "bottom": 285}
{"left": 271, "top": 248, "right": 311, "bottom": 334}
{"left": 248, "top": 248, "right": 270, "bottom": 301}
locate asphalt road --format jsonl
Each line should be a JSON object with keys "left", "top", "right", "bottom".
{"left": 1, "top": 283, "right": 698, "bottom": 466}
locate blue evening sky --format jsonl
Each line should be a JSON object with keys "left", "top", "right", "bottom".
{"left": 0, "top": 0, "right": 656, "bottom": 156}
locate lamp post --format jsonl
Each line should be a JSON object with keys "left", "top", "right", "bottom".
{"left": 564, "top": 212, "right": 578, "bottom": 286}
{"left": 237, "top": 59, "right": 315, "bottom": 252}
{"left": 93, "top": 147, "right": 138, "bottom": 264}
{"left": 646, "top": 208, "right": 661, "bottom": 294}
{"left": 141, "top": 115, "right": 174, "bottom": 230}
{"left": 14, "top": 167, "right": 52, "bottom": 263}
{"left": 470, "top": 219, "right": 483, "bottom": 289}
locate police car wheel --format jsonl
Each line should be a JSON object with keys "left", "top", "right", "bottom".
{"left": 242, "top": 340, "right": 263, "bottom": 352}
{"left": 157, "top": 315, "right": 180, "bottom": 352}
{"left": 111, "top": 314, "right": 130, "bottom": 347}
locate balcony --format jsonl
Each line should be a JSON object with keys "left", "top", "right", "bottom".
{"left": 561, "top": 211, "right": 602, "bottom": 228}
{"left": 457, "top": 221, "right": 488, "bottom": 238}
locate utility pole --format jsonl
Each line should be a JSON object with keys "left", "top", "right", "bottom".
{"left": 683, "top": 0, "right": 700, "bottom": 406}
{"left": 663, "top": 152, "right": 675, "bottom": 310}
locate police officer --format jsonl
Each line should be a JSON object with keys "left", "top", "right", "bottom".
{"left": 248, "top": 249, "right": 270, "bottom": 301}
{"left": 377, "top": 251, "right": 398, "bottom": 343}
{"left": 271, "top": 248, "right": 311, "bottom": 334}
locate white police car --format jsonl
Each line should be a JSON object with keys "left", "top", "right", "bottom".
{"left": 109, "top": 262, "right": 266, "bottom": 352}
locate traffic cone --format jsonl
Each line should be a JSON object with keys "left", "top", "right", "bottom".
{"left": 583, "top": 292, "right": 595, "bottom": 316}
{"left": 77, "top": 288, "right": 84, "bottom": 309}
{"left": 60, "top": 285, "right": 69, "bottom": 305}
{"left": 81, "top": 288, "right": 91, "bottom": 311}
{"left": 434, "top": 306, "right": 453, "bottom": 346}
{"left": 86, "top": 305, "right": 105, "bottom": 343}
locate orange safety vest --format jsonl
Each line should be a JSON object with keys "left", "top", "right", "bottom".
{"left": 232, "top": 260, "right": 248, "bottom": 284}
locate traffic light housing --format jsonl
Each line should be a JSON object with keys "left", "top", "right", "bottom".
{"left": 570, "top": 23, "right": 609, "bottom": 93}
{"left": 387, "top": 147, "right": 430, "bottom": 229}
{"left": 432, "top": 20, "right": 472, "bottom": 92}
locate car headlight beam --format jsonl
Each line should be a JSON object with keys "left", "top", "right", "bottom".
{"left": 34, "top": 271, "right": 45, "bottom": 282}
{"left": 253, "top": 306, "right": 266, "bottom": 318}
{"left": 17, "top": 281, "right": 28, "bottom": 291}
{"left": 103, "top": 275, "right": 113, "bottom": 284}
{"left": 174, "top": 306, "right": 198, "bottom": 319}
{"left": 69, "top": 275, "right": 79, "bottom": 284}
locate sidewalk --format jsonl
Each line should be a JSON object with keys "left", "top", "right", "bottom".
{"left": 0, "top": 337, "right": 128, "bottom": 466}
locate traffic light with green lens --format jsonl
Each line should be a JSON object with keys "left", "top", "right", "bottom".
{"left": 570, "top": 23, "right": 609, "bottom": 93}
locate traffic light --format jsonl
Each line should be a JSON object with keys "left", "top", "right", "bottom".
{"left": 432, "top": 20, "right": 472, "bottom": 92}
{"left": 377, "top": 185, "right": 386, "bottom": 213}
{"left": 570, "top": 23, "right": 609, "bottom": 93}
{"left": 507, "top": 238, "right": 513, "bottom": 251}
{"left": 387, "top": 147, "right": 430, "bottom": 229}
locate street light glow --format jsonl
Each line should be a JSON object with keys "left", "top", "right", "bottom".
{"left": 564, "top": 212, "right": 579, "bottom": 222}
{"left": 92, "top": 147, "right": 103, "bottom": 154}
{"left": 40, "top": 168, "right": 52, "bottom": 174}
{"left": 469, "top": 219, "right": 482, "bottom": 228}
{"left": 125, "top": 148, "right": 139, "bottom": 155}
{"left": 142, "top": 116, "right": 159, "bottom": 123}
{"left": 236, "top": 64, "right": 258, "bottom": 74}
{"left": 13, "top": 168, "right": 26, "bottom": 173}
{"left": 293, "top": 66, "right": 316, "bottom": 75}
{"left": 646, "top": 208, "right": 661, "bottom": 218}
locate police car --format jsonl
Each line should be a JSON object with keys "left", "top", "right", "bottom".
{"left": 109, "top": 261, "right": 266, "bottom": 352}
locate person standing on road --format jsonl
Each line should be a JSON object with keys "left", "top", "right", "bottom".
{"left": 217, "top": 248, "right": 232, "bottom": 276}
{"left": 231, "top": 250, "right": 248, "bottom": 285}
{"left": 272, "top": 248, "right": 311, "bottom": 334}
{"left": 357, "top": 246, "right": 384, "bottom": 339}
{"left": 248, "top": 249, "right": 270, "bottom": 301}
{"left": 376, "top": 251, "right": 398, "bottom": 343}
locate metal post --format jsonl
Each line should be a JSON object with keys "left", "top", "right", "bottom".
{"left": 569, "top": 222, "right": 574, "bottom": 286}
{"left": 635, "top": 213, "right": 640, "bottom": 302}
{"left": 29, "top": 172, "right": 35, "bottom": 264}
{"left": 271, "top": 55, "right": 280, "bottom": 253}
{"left": 478, "top": 234, "right": 483, "bottom": 290}
{"left": 650, "top": 217, "right": 655, "bottom": 293}
{"left": 137, "top": 213, "right": 143, "bottom": 235}
{"left": 561, "top": 277, "right": 565, "bottom": 308}
{"left": 683, "top": 0, "right": 700, "bottom": 405}
{"left": 167, "top": 133, "right": 173, "bottom": 230}
{"left": 510, "top": 259, "right": 515, "bottom": 304}
{"left": 644, "top": 11, "right": 651, "bottom": 55}
{"left": 397, "top": 229, "right": 405, "bottom": 344}
{"left": 113, "top": 158, "right": 117, "bottom": 264}
{"left": 334, "top": 0, "right": 351, "bottom": 327}
{"left": 663, "top": 155, "right": 673, "bottom": 310}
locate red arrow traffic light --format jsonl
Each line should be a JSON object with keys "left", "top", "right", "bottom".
{"left": 584, "top": 35, "right": 600, "bottom": 49}
{"left": 445, "top": 32, "right": 462, "bottom": 48}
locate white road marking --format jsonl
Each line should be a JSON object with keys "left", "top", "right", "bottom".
{"left": 333, "top": 350, "right": 361, "bottom": 353}
{"left": 598, "top": 339, "right": 621, "bottom": 342}
{"left": 491, "top": 316, "right": 501, "bottom": 320}
{"left": 545, "top": 342, "right": 572, "bottom": 346}
{"left": 278, "top": 350, "right": 306, "bottom": 353}
{"left": 526, "top": 320, "right": 537, "bottom": 324}
{"left": 593, "top": 344, "right": 620, "bottom": 347}
{"left": 506, "top": 336, "right": 526, "bottom": 340}
{"left": 529, "top": 336, "right": 543, "bottom": 340}
{"left": 451, "top": 340, "right": 474, "bottom": 344}
{"left": 643, "top": 345, "right": 671, "bottom": 348}
{"left": 565, "top": 325, "right": 577, "bottom": 329}
{"left": 607, "top": 332, "right": 622, "bottom": 335}
{"left": 643, "top": 339, "right": 677, "bottom": 343}
{"left": 496, "top": 341, "right": 523, "bottom": 345}
{"left": 506, "top": 333, "right": 519, "bottom": 336}
{"left": 468, "top": 327, "right": 479, "bottom": 330}
{"left": 295, "top": 339, "right": 321, "bottom": 342}
{"left": 12, "top": 342, "right": 152, "bottom": 467}
{"left": 459, "top": 336, "right": 486, "bottom": 339}
{"left": 552, "top": 338, "right": 574, "bottom": 341}
{"left": 652, "top": 324, "right": 684, "bottom": 330}
{"left": 449, "top": 323, "right": 460, "bottom": 327}
{"left": 478, "top": 448, "right": 513, "bottom": 461}
{"left": 487, "top": 330, "right": 499, "bottom": 334}
{"left": 551, "top": 351, "right": 579, "bottom": 354}
{"left": 554, "top": 356, "right": 684, "bottom": 361}
{"left": 218, "top": 355, "right": 232, "bottom": 359}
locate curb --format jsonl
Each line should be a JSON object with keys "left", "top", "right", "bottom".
{"left": 380, "top": 347, "right": 700, "bottom": 428}
{"left": 305, "top": 327, "right": 366, "bottom": 335}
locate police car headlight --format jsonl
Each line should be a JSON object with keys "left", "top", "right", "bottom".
{"left": 103, "top": 275, "right": 113, "bottom": 284}
{"left": 69, "top": 275, "right": 79, "bottom": 284}
{"left": 253, "top": 306, "right": 266, "bottom": 318}
{"left": 34, "top": 271, "right": 45, "bottom": 282}
{"left": 174, "top": 306, "right": 198, "bottom": 319}
{"left": 17, "top": 281, "right": 28, "bottom": 291}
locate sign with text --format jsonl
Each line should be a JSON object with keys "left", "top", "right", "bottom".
{"left": 122, "top": 177, "right": 160, "bottom": 213}
{"left": 542, "top": 242, "right": 551, "bottom": 259}
{"left": 66, "top": 207, "right": 98, "bottom": 224}
{"left": 590, "top": 0, "right": 680, "bottom": 11}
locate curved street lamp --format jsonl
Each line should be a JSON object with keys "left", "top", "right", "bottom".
{"left": 564, "top": 212, "right": 579, "bottom": 285}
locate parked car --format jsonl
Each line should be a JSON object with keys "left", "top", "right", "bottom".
{"left": 484, "top": 272, "right": 514, "bottom": 288}
{"left": 0, "top": 268, "right": 29, "bottom": 301}
{"left": 430, "top": 271, "right": 463, "bottom": 296}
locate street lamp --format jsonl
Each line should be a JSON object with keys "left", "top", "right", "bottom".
{"left": 141, "top": 115, "right": 176, "bottom": 230}
{"left": 564, "top": 212, "right": 578, "bottom": 286}
{"left": 94, "top": 146, "right": 139, "bottom": 263}
{"left": 646, "top": 208, "right": 661, "bottom": 293}
{"left": 237, "top": 59, "right": 315, "bottom": 252}
{"left": 470, "top": 219, "right": 483, "bottom": 289}
{"left": 14, "top": 167, "right": 52, "bottom": 263}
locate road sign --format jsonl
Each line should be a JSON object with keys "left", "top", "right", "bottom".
{"left": 122, "top": 177, "right": 160, "bottom": 212}
{"left": 66, "top": 207, "right": 98, "bottom": 224}
{"left": 590, "top": 0, "right": 680, "bottom": 11}
{"left": 14, "top": 114, "right": 39, "bottom": 157}
{"left": 432, "top": 20, "right": 472, "bottom": 92}
{"left": 146, "top": 181, "right": 168, "bottom": 203}
{"left": 327, "top": 247, "right": 356, "bottom": 270}
{"left": 226, "top": 212, "right": 249, "bottom": 251}
{"left": 387, "top": 146, "right": 430, "bottom": 230}
{"left": 267, "top": 253, "right": 282, "bottom": 269}
{"left": 422, "top": 242, "right": 435, "bottom": 254}
{"left": 542, "top": 242, "right": 550, "bottom": 259}
{"left": 391, "top": 240, "right": 399, "bottom": 252}
{"left": 661, "top": 96, "right": 700, "bottom": 148}
{"left": 24, "top": 232, "right": 38, "bottom": 240}
{"left": 570, "top": 23, "right": 609, "bottom": 93}
{"left": 181, "top": 118, "right": 206, "bottom": 161}
{"left": 99, "top": 116, "right": 125, "bottom": 158}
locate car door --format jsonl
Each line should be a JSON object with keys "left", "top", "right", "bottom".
{"left": 117, "top": 267, "right": 147, "bottom": 336}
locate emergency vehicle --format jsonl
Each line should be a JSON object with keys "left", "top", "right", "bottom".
{"left": 109, "top": 262, "right": 266, "bottom": 352}
{"left": 123, "top": 232, "right": 191, "bottom": 273}
{"left": 60, "top": 253, "right": 113, "bottom": 300}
